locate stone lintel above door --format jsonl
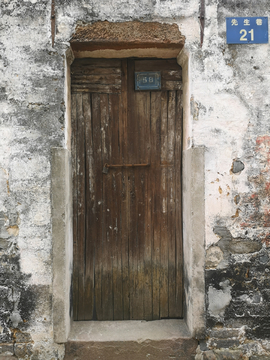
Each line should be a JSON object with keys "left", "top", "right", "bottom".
{"left": 70, "top": 21, "right": 185, "bottom": 58}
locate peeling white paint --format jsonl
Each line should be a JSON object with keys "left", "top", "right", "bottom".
{"left": 208, "top": 282, "right": 232, "bottom": 318}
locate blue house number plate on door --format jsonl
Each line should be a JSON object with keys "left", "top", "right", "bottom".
{"left": 226, "top": 17, "right": 268, "bottom": 44}
{"left": 135, "top": 72, "right": 161, "bottom": 90}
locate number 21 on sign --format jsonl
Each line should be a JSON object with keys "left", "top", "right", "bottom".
{"left": 240, "top": 29, "right": 254, "bottom": 41}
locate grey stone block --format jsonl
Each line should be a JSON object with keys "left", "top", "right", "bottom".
{"left": 14, "top": 331, "right": 32, "bottom": 343}
{"left": 14, "top": 343, "right": 33, "bottom": 358}
{"left": 203, "top": 350, "right": 217, "bottom": 360}
{"left": 209, "top": 328, "right": 239, "bottom": 339}
{"left": 209, "top": 339, "right": 240, "bottom": 349}
{"left": 0, "top": 344, "right": 14, "bottom": 356}
{"left": 214, "top": 350, "right": 244, "bottom": 360}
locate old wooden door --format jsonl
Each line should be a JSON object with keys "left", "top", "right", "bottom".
{"left": 71, "top": 58, "right": 183, "bottom": 321}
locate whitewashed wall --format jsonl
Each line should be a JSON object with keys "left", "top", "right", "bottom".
{"left": 1, "top": 0, "right": 270, "bottom": 358}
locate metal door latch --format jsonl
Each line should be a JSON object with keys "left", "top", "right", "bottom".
{"left": 102, "top": 163, "right": 150, "bottom": 174}
{"left": 102, "top": 165, "right": 109, "bottom": 174}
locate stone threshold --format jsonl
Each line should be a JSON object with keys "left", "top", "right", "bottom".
{"left": 65, "top": 320, "right": 198, "bottom": 360}
{"left": 68, "top": 319, "right": 192, "bottom": 342}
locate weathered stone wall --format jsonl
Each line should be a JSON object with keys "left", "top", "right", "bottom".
{"left": 0, "top": 0, "right": 66, "bottom": 358}
{"left": 1, "top": 0, "right": 270, "bottom": 358}
{"left": 192, "top": 0, "right": 270, "bottom": 358}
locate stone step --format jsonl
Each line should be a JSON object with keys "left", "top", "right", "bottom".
{"left": 64, "top": 320, "right": 198, "bottom": 360}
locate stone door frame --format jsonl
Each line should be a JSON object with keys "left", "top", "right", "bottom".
{"left": 51, "top": 21, "right": 205, "bottom": 343}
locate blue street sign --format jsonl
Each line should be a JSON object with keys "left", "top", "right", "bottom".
{"left": 135, "top": 72, "right": 161, "bottom": 91}
{"left": 226, "top": 17, "right": 268, "bottom": 44}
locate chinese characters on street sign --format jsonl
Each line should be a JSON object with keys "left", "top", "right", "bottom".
{"left": 135, "top": 72, "right": 161, "bottom": 90}
{"left": 226, "top": 17, "right": 268, "bottom": 44}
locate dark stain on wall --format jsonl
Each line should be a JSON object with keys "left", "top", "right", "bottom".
{"left": 206, "top": 226, "right": 270, "bottom": 340}
{"left": 0, "top": 207, "right": 38, "bottom": 350}
{"left": 18, "top": 286, "right": 37, "bottom": 325}
{"left": 0, "top": 251, "right": 36, "bottom": 342}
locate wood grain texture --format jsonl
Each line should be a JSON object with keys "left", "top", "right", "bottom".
{"left": 76, "top": 92, "right": 86, "bottom": 320}
{"left": 83, "top": 92, "right": 94, "bottom": 320}
{"left": 72, "top": 58, "right": 183, "bottom": 320}
{"left": 71, "top": 92, "right": 78, "bottom": 320}
{"left": 91, "top": 93, "right": 102, "bottom": 320}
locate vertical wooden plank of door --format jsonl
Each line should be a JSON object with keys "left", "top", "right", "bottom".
{"left": 71, "top": 93, "right": 79, "bottom": 320}
{"left": 175, "top": 90, "right": 183, "bottom": 317}
{"left": 129, "top": 91, "right": 146, "bottom": 319}
{"left": 92, "top": 93, "right": 103, "bottom": 320}
{"left": 119, "top": 60, "right": 130, "bottom": 320}
{"left": 127, "top": 60, "right": 144, "bottom": 320}
{"left": 137, "top": 166, "right": 146, "bottom": 319}
{"left": 167, "top": 90, "right": 177, "bottom": 318}
{"left": 133, "top": 61, "right": 152, "bottom": 320}
{"left": 126, "top": 59, "right": 136, "bottom": 319}
{"left": 109, "top": 93, "right": 123, "bottom": 320}
{"left": 136, "top": 91, "right": 151, "bottom": 319}
{"left": 159, "top": 91, "right": 169, "bottom": 319}
{"left": 121, "top": 164, "right": 129, "bottom": 320}
{"left": 128, "top": 167, "right": 137, "bottom": 320}
{"left": 100, "top": 93, "right": 114, "bottom": 320}
{"left": 76, "top": 92, "right": 86, "bottom": 320}
{"left": 83, "top": 92, "right": 94, "bottom": 319}
{"left": 140, "top": 92, "right": 152, "bottom": 320}
{"left": 150, "top": 91, "right": 162, "bottom": 320}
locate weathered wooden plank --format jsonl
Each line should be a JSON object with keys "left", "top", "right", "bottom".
{"left": 91, "top": 93, "right": 103, "bottom": 320}
{"left": 128, "top": 169, "right": 138, "bottom": 320}
{"left": 72, "top": 58, "right": 122, "bottom": 68}
{"left": 133, "top": 90, "right": 152, "bottom": 319}
{"left": 151, "top": 91, "right": 162, "bottom": 320}
{"left": 175, "top": 90, "right": 183, "bottom": 317}
{"left": 100, "top": 93, "right": 114, "bottom": 320}
{"left": 167, "top": 91, "right": 177, "bottom": 318}
{"left": 128, "top": 60, "right": 148, "bottom": 320}
{"left": 141, "top": 92, "right": 152, "bottom": 321}
{"left": 127, "top": 59, "right": 139, "bottom": 319}
{"left": 162, "top": 81, "right": 182, "bottom": 91}
{"left": 134, "top": 59, "right": 182, "bottom": 72}
{"left": 135, "top": 92, "right": 149, "bottom": 164}
{"left": 162, "top": 70, "right": 182, "bottom": 81}
{"left": 167, "top": 91, "right": 176, "bottom": 164}
{"left": 136, "top": 167, "right": 146, "bottom": 319}
{"left": 119, "top": 60, "right": 130, "bottom": 320}
{"left": 83, "top": 92, "right": 94, "bottom": 320}
{"left": 121, "top": 167, "right": 130, "bottom": 320}
{"left": 71, "top": 67, "right": 121, "bottom": 76}
{"left": 109, "top": 93, "right": 123, "bottom": 320}
{"left": 76, "top": 92, "right": 86, "bottom": 320}
{"left": 71, "top": 93, "right": 79, "bottom": 320}
{"left": 129, "top": 168, "right": 145, "bottom": 320}
{"left": 159, "top": 91, "right": 169, "bottom": 319}
{"left": 71, "top": 83, "right": 121, "bottom": 94}
{"left": 72, "top": 74, "right": 121, "bottom": 85}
